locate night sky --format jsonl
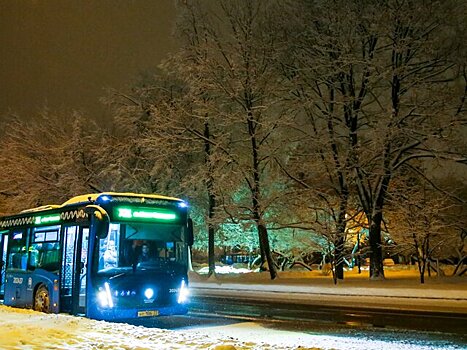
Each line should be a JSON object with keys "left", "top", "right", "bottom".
{"left": 0, "top": 0, "right": 178, "bottom": 120}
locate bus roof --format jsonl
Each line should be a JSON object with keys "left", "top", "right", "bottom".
{"left": 1, "top": 192, "right": 184, "bottom": 219}
{"left": 61, "top": 192, "right": 183, "bottom": 206}
{"left": 20, "top": 205, "right": 62, "bottom": 213}
{"left": 0, "top": 192, "right": 186, "bottom": 229}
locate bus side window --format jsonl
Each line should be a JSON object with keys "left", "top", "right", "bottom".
{"left": 9, "top": 246, "right": 20, "bottom": 268}
{"left": 8, "top": 230, "right": 27, "bottom": 271}
{"left": 30, "top": 226, "right": 61, "bottom": 272}
{"left": 28, "top": 243, "right": 42, "bottom": 270}
{"left": 40, "top": 243, "right": 60, "bottom": 272}
{"left": 9, "top": 246, "right": 27, "bottom": 270}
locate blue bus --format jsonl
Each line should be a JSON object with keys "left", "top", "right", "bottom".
{"left": 0, "top": 192, "right": 193, "bottom": 320}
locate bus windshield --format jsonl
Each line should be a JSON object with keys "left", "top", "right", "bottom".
{"left": 96, "top": 222, "right": 188, "bottom": 274}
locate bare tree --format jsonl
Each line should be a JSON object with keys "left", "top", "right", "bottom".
{"left": 105, "top": 8, "right": 228, "bottom": 277}
{"left": 0, "top": 111, "right": 105, "bottom": 213}
{"left": 169, "top": 0, "right": 292, "bottom": 279}
{"left": 282, "top": 0, "right": 467, "bottom": 279}
{"left": 388, "top": 178, "right": 459, "bottom": 283}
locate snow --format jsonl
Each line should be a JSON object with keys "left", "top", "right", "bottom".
{"left": 197, "top": 265, "right": 253, "bottom": 274}
{"left": 2, "top": 305, "right": 463, "bottom": 350}
{"left": 0, "top": 305, "right": 325, "bottom": 349}
{"left": 0, "top": 266, "right": 465, "bottom": 350}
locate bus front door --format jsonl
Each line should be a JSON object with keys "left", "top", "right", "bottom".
{"left": 0, "top": 231, "right": 8, "bottom": 298}
{"left": 60, "top": 225, "right": 89, "bottom": 315}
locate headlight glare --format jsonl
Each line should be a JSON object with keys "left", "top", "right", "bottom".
{"left": 98, "top": 282, "right": 114, "bottom": 308}
{"left": 144, "top": 288, "right": 154, "bottom": 299}
{"left": 177, "top": 280, "right": 189, "bottom": 304}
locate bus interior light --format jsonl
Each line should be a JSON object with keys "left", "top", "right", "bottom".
{"left": 12, "top": 232, "right": 23, "bottom": 240}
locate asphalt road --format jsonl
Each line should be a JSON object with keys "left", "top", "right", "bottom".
{"left": 121, "top": 302, "right": 467, "bottom": 350}
{"left": 189, "top": 295, "right": 467, "bottom": 335}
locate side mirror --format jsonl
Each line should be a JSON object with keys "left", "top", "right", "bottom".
{"left": 85, "top": 205, "right": 109, "bottom": 239}
{"left": 187, "top": 218, "right": 194, "bottom": 247}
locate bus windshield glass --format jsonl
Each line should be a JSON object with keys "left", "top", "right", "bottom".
{"left": 97, "top": 222, "right": 187, "bottom": 274}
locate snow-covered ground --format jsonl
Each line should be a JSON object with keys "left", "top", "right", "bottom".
{"left": 0, "top": 266, "right": 465, "bottom": 350}
{"left": 1, "top": 304, "right": 465, "bottom": 350}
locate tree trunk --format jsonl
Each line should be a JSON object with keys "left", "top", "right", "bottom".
{"left": 331, "top": 259, "right": 337, "bottom": 285}
{"left": 207, "top": 180, "right": 216, "bottom": 277}
{"left": 334, "top": 236, "right": 345, "bottom": 280}
{"left": 366, "top": 166, "right": 391, "bottom": 279}
{"left": 419, "top": 258, "right": 426, "bottom": 284}
{"left": 204, "top": 120, "right": 217, "bottom": 277}
{"left": 334, "top": 209, "right": 347, "bottom": 280}
{"left": 207, "top": 222, "right": 215, "bottom": 277}
{"left": 258, "top": 223, "right": 277, "bottom": 279}
{"left": 246, "top": 108, "right": 277, "bottom": 280}
{"left": 368, "top": 212, "right": 385, "bottom": 279}
{"left": 251, "top": 186, "right": 277, "bottom": 279}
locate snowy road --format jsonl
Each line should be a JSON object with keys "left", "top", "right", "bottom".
{"left": 1, "top": 305, "right": 466, "bottom": 349}
{"left": 189, "top": 294, "right": 467, "bottom": 334}
{"left": 1, "top": 268, "right": 465, "bottom": 349}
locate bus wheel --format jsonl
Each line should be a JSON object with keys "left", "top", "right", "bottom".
{"left": 34, "top": 285, "right": 50, "bottom": 313}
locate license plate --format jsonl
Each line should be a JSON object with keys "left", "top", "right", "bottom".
{"left": 137, "top": 310, "right": 159, "bottom": 317}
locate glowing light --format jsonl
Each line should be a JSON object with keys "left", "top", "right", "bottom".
{"left": 115, "top": 207, "right": 177, "bottom": 222}
{"left": 100, "top": 195, "right": 112, "bottom": 202}
{"left": 105, "top": 282, "right": 114, "bottom": 308}
{"left": 178, "top": 201, "right": 188, "bottom": 208}
{"left": 34, "top": 214, "right": 61, "bottom": 225}
{"left": 98, "top": 282, "right": 114, "bottom": 308}
{"left": 97, "top": 291, "right": 108, "bottom": 307}
{"left": 144, "top": 288, "right": 154, "bottom": 299}
{"left": 117, "top": 208, "right": 132, "bottom": 218}
{"left": 134, "top": 211, "right": 176, "bottom": 220}
{"left": 12, "top": 232, "right": 23, "bottom": 240}
{"left": 178, "top": 280, "right": 189, "bottom": 304}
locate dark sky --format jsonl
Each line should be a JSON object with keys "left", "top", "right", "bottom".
{"left": 0, "top": 0, "right": 178, "bottom": 120}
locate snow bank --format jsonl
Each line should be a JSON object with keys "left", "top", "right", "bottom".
{"left": 0, "top": 304, "right": 462, "bottom": 350}
{"left": 0, "top": 305, "right": 316, "bottom": 350}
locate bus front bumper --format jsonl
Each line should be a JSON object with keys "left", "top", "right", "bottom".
{"left": 88, "top": 304, "right": 189, "bottom": 321}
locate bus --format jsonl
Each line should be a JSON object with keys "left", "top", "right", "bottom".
{"left": 0, "top": 192, "right": 193, "bottom": 321}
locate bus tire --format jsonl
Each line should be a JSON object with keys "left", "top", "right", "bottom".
{"left": 34, "top": 285, "right": 50, "bottom": 313}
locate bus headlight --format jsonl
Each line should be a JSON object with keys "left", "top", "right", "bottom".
{"left": 144, "top": 288, "right": 154, "bottom": 300}
{"left": 177, "top": 280, "right": 189, "bottom": 304}
{"left": 97, "top": 282, "right": 114, "bottom": 308}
